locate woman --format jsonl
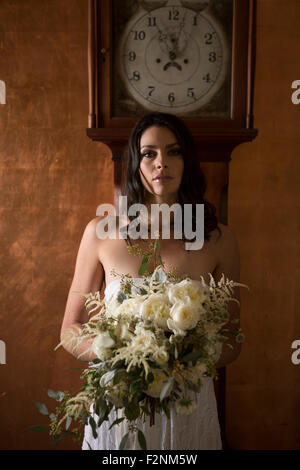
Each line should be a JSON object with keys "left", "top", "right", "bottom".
{"left": 60, "top": 112, "right": 241, "bottom": 450}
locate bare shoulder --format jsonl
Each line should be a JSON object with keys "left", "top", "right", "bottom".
{"left": 88, "top": 214, "right": 121, "bottom": 240}
{"left": 213, "top": 223, "right": 240, "bottom": 282}
{"left": 216, "top": 223, "right": 239, "bottom": 251}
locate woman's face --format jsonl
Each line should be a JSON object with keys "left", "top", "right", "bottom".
{"left": 139, "top": 125, "right": 184, "bottom": 204}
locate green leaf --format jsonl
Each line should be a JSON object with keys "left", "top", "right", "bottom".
{"left": 125, "top": 402, "right": 140, "bottom": 421}
{"left": 137, "top": 429, "right": 147, "bottom": 450}
{"left": 130, "top": 380, "right": 142, "bottom": 394}
{"left": 161, "top": 400, "right": 171, "bottom": 419}
{"left": 146, "top": 372, "right": 154, "bottom": 384}
{"left": 80, "top": 410, "right": 89, "bottom": 425}
{"left": 95, "top": 397, "right": 107, "bottom": 419}
{"left": 89, "top": 416, "right": 98, "bottom": 439}
{"left": 119, "top": 432, "right": 129, "bottom": 450}
{"left": 108, "top": 417, "right": 125, "bottom": 430}
{"left": 181, "top": 350, "right": 203, "bottom": 363}
{"left": 29, "top": 425, "right": 48, "bottom": 433}
{"left": 51, "top": 430, "right": 76, "bottom": 446}
{"left": 113, "top": 369, "right": 127, "bottom": 385}
{"left": 138, "top": 255, "right": 149, "bottom": 276}
{"left": 36, "top": 402, "right": 49, "bottom": 415}
{"left": 156, "top": 241, "right": 163, "bottom": 266}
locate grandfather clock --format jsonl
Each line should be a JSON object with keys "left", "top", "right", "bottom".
{"left": 86, "top": 0, "right": 258, "bottom": 449}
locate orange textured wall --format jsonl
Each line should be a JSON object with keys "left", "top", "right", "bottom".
{"left": 226, "top": 0, "right": 300, "bottom": 450}
{"left": 0, "top": 0, "right": 114, "bottom": 450}
{"left": 1, "top": 0, "right": 300, "bottom": 451}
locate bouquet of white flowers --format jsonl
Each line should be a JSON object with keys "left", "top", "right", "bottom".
{"left": 33, "top": 241, "right": 248, "bottom": 449}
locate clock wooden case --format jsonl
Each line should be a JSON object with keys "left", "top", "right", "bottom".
{"left": 86, "top": 0, "right": 257, "bottom": 449}
{"left": 87, "top": 0, "right": 257, "bottom": 161}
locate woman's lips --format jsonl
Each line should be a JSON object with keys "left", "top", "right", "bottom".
{"left": 153, "top": 176, "right": 173, "bottom": 182}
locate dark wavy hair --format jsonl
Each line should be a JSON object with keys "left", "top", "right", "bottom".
{"left": 122, "top": 112, "right": 221, "bottom": 245}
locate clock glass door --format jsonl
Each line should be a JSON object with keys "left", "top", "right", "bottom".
{"left": 111, "top": 0, "right": 233, "bottom": 118}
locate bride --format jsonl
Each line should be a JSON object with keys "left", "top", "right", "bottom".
{"left": 60, "top": 112, "right": 241, "bottom": 450}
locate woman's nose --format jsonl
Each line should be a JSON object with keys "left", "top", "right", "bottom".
{"left": 156, "top": 161, "right": 167, "bottom": 169}
{"left": 155, "top": 152, "right": 168, "bottom": 168}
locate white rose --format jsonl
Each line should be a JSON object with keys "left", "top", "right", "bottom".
{"left": 168, "top": 299, "right": 200, "bottom": 333}
{"left": 145, "top": 369, "right": 172, "bottom": 398}
{"left": 132, "top": 325, "right": 158, "bottom": 349}
{"left": 140, "top": 293, "right": 171, "bottom": 329}
{"left": 152, "top": 348, "right": 169, "bottom": 366}
{"left": 92, "top": 331, "right": 115, "bottom": 360}
{"left": 105, "top": 298, "right": 122, "bottom": 319}
{"left": 115, "top": 297, "right": 144, "bottom": 318}
{"left": 167, "top": 279, "right": 207, "bottom": 307}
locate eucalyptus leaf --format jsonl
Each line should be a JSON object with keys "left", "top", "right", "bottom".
{"left": 138, "top": 429, "right": 147, "bottom": 450}
{"left": 29, "top": 425, "right": 47, "bottom": 433}
{"left": 160, "top": 377, "right": 174, "bottom": 402}
{"left": 108, "top": 417, "right": 125, "bottom": 430}
{"left": 154, "top": 267, "right": 167, "bottom": 283}
{"left": 89, "top": 416, "right": 98, "bottom": 439}
{"left": 119, "top": 432, "right": 129, "bottom": 450}
{"left": 117, "top": 291, "right": 127, "bottom": 304}
{"left": 100, "top": 370, "right": 118, "bottom": 387}
{"left": 181, "top": 350, "right": 203, "bottom": 363}
{"left": 49, "top": 413, "right": 56, "bottom": 421}
{"left": 47, "top": 389, "right": 64, "bottom": 402}
{"left": 36, "top": 402, "right": 49, "bottom": 415}
{"left": 65, "top": 416, "right": 72, "bottom": 430}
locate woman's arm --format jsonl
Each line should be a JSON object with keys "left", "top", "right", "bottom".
{"left": 212, "top": 224, "right": 242, "bottom": 368}
{"left": 60, "top": 217, "right": 105, "bottom": 362}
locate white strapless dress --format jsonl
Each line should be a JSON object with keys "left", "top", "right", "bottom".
{"left": 82, "top": 278, "right": 223, "bottom": 450}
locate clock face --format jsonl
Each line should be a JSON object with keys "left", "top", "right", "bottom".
{"left": 118, "top": 2, "right": 229, "bottom": 114}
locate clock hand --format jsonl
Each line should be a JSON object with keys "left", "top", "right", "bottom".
{"left": 173, "top": 10, "right": 187, "bottom": 56}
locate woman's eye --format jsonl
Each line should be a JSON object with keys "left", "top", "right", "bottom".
{"left": 169, "top": 148, "right": 182, "bottom": 156}
{"left": 141, "top": 151, "right": 155, "bottom": 159}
